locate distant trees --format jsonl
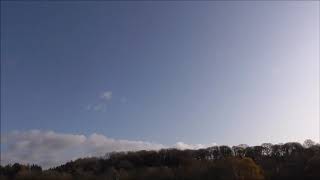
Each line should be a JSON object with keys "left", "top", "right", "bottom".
{"left": 1, "top": 141, "right": 320, "bottom": 180}
{"left": 212, "top": 157, "right": 264, "bottom": 180}
{"left": 304, "top": 139, "right": 316, "bottom": 148}
{"left": 232, "top": 144, "right": 248, "bottom": 158}
{"left": 305, "top": 155, "right": 320, "bottom": 180}
{"left": 0, "top": 163, "right": 70, "bottom": 180}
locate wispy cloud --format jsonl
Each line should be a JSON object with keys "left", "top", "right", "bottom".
{"left": 174, "top": 142, "right": 217, "bottom": 150}
{"left": 86, "top": 103, "right": 107, "bottom": 112}
{"left": 100, "top": 91, "right": 112, "bottom": 101}
{"left": 86, "top": 91, "right": 113, "bottom": 112}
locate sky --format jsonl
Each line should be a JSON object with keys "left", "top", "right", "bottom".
{"left": 1, "top": 1, "right": 319, "bottom": 168}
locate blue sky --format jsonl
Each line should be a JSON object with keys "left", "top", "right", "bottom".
{"left": 1, "top": 0, "right": 319, "bottom": 155}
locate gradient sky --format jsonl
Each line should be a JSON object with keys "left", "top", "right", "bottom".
{"left": 1, "top": 1, "right": 319, "bottom": 148}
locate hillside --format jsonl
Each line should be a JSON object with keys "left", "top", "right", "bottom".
{"left": 1, "top": 141, "right": 320, "bottom": 180}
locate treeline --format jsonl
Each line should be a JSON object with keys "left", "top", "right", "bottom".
{"left": 1, "top": 140, "right": 320, "bottom": 180}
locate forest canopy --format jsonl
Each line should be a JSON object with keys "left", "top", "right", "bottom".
{"left": 1, "top": 140, "right": 320, "bottom": 180}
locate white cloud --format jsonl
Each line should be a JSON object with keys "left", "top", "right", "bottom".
{"left": 85, "top": 91, "right": 113, "bottom": 112}
{"left": 93, "top": 103, "right": 107, "bottom": 112}
{"left": 1, "top": 130, "right": 165, "bottom": 169}
{"left": 174, "top": 142, "right": 217, "bottom": 150}
{"left": 1, "top": 130, "right": 216, "bottom": 169}
{"left": 100, "top": 91, "right": 112, "bottom": 101}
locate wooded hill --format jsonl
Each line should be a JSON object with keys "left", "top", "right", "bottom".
{"left": 1, "top": 140, "right": 320, "bottom": 180}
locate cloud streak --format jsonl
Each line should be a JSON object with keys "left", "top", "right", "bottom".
{"left": 100, "top": 91, "right": 112, "bottom": 101}
{"left": 174, "top": 142, "right": 217, "bottom": 150}
{"left": 1, "top": 130, "right": 216, "bottom": 169}
{"left": 86, "top": 91, "right": 113, "bottom": 112}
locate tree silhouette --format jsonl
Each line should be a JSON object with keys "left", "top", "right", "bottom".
{"left": 1, "top": 140, "right": 320, "bottom": 180}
